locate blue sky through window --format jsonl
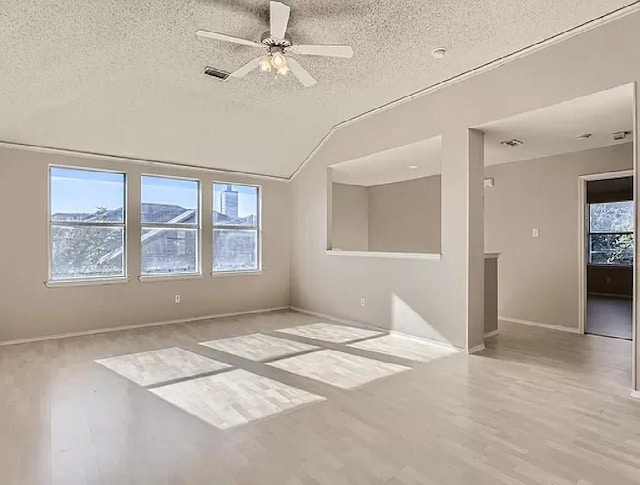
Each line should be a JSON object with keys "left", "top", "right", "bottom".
{"left": 50, "top": 168, "right": 257, "bottom": 218}
{"left": 50, "top": 167, "right": 125, "bottom": 214}
{"left": 142, "top": 176, "right": 198, "bottom": 210}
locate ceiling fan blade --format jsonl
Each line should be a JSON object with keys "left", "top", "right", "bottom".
{"left": 196, "top": 30, "right": 263, "bottom": 48}
{"left": 288, "top": 45, "right": 354, "bottom": 58}
{"left": 287, "top": 58, "right": 317, "bottom": 87}
{"left": 229, "top": 57, "right": 263, "bottom": 78}
{"left": 270, "top": 1, "right": 290, "bottom": 40}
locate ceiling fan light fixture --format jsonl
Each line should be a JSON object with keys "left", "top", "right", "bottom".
{"left": 271, "top": 51, "right": 287, "bottom": 68}
{"left": 259, "top": 56, "right": 273, "bottom": 72}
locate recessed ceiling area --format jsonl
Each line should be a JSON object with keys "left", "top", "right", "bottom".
{"left": 330, "top": 136, "right": 441, "bottom": 186}
{"left": 0, "top": 1, "right": 637, "bottom": 177}
{"left": 479, "top": 83, "right": 634, "bottom": 166}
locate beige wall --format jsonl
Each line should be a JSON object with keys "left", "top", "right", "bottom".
{"left": 0, "top": 146, "right": 291, "bottom": 342}
{"left": 331, "top": 183, "right": 369, "bottom": 251}
{"left": 368, "top": 176, "right": 441, "bottom": 253}
{"left": 485, "top": 143, "right": 633, "bottom": 330}
{"left": 290, "top": 9, "right": 640, "bottom": 372}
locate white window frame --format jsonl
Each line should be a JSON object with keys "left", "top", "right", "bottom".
{"left": 212, "top": 182, "right": 262, "bottom": 274}
{"left": 587, "top": 200, "right": 634, "bottom": 267}
{"left": 140, "top": 174, "right": 202, "bottom": 278}
{"left": 47, "top": 165, "right": 128, "bottom": 285}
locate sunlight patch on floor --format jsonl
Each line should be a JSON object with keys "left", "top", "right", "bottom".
{"left": 348, "top": 334, "right": 457, "bottom": 362}
{"left": 150, "top": 369, "right": 325, "bottom": 429}
{"left": 276, "top": 323, "right": 383, "bottom": 343}
{"left": 268, "top": 349, "right": 409, "bottom": 390}
{"left": 95, "top": 347, "right": 231, "bottom": 386}
{"left": 199, "top": 333, "right": 318, "bottom": 361}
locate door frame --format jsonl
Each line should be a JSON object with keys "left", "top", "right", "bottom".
{"left": 578, "top": 169, "right": 634, "bottom": 335}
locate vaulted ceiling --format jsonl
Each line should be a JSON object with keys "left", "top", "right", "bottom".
{"left": 0, "top": 1, "right": 635, "bottom": 178}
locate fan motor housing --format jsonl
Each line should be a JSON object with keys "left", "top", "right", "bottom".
{"left": 260, "top": 31, "right": 292, "bottom": 48}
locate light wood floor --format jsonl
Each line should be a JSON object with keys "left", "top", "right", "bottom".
{"left": 587, "top": 295, "right": 633, "bottom": 340}
{"left": 1, "top": 310, "right": 639, "bottom": 485}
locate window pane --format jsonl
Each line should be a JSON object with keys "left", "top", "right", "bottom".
{"left": 51, "top": 226, "right": 124, "bottom": 279}
{"left": 214, "top": 184, "right": 258, "bottom": 226}
{"left": 141, "top": 176, "right": 199, "bottom": 224}
{"left": 589, "top": 201, "right": 634, "bottom": 233}
{"left": 213, "top": 229, "right": 258, "bottom": 271}
{"left": 589, "top": 234, "right": 634, "bottom": 265}
{"left": 141, "top": 228, "right": 198, "bottom": 275}
{"left": 50, "top": 167, "right": 125, "bottom": 223}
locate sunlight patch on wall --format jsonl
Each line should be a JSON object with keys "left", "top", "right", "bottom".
{"left": 391, "top": 293, "right": 451, "bottom": 345}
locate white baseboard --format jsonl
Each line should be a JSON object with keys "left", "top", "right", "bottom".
{"left": 499, "top": 316, "right": 582, "bottom": 334}
{"left": 0, "top": 306, "right": 289, "bottom": 348}
{"left": 484, "top": 329, "right": 499, "bottom": 338}
{"left": 289, "top": 305, "right": 460, "bottom": 351}
{"left": 631, "top": 390, "right": 640, "bottom": 400}
{"left": 468, "top": 344, "right": 485, "bottom": 354}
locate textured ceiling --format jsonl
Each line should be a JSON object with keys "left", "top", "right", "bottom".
{"left": 0, "top": 1, "right": 636, "bottom": 177}
{"left": 481, "top": 84, "right": 634, "bottom": 165}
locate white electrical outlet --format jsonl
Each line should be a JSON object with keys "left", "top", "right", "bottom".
{"left": 532, "top": 228, "right": 540, "bottom": 238}
{"left": 360, "top": 297, "right": 366, "bottom": 307}
{"left": 175, "top": 295, "right": 181, "bottom": 303}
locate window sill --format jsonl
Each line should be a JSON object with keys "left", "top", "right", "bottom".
{"left": 587, "top": 263, "right": 633, "bottom": 269}
{"left": 138, "top": 273, "right": 204, "bottom": 283}
{"left": 211, "top": 270, "right": 263, "bottom": 277}
{"left": 326, "top": 250, "right": 441, "bottom": 261}
{"left": 45, "top": 277, "right": 129, "bottom": 288}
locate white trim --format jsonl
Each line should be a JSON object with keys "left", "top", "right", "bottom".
{"left": 0, "top": 306, "right": 289, "bottom": 348}
{"left": 45, "top": 277, "right": 129, "bottom": 288}
{"left": 580, "top": 170, "right": 635, "bottom": 181}
{"left": 211, "top": 270, "right": 264, "bottom": 278}
{"left": 631, "top": 390, "right": 640, "bottom": 400}
{"left": 468, "top": 344, "right": 485, "bottom": 354}
{"left": 484, "top": 329, "right": 499, "bottom": 338}
{"left": 632, "top": 81, "right": 639, "bottom": 391}
{"left": 288, "top": 3, "right": 640, "bottom": 181}
{"left": 0, "top": 141, "right": 289, "bottom": 182}
{"left": 578, "top": 169, "right": 635, "bottom": 336}
{"left": 500, "top": 316, "right": 582, "bottom": 334}
{"left": 138, "top": 274, "right": 204, "bottom": 283}
{"left": 326, "top": 249, "right": 441, "bottom": 261}
{"left": 288, "top": 305, "right": 461, "bottom": 351}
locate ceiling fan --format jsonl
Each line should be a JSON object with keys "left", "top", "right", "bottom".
{"left": 196, "top": 1, "right": 354, "bottom": 87}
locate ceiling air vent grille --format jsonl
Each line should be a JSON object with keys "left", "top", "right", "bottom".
{"left": 500, "top": 138, "right": 523, "bottom": 147}
{"left": 203, "top": 66, "right": 230, "bottom": 81}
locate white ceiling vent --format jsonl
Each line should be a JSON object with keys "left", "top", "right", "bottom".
{"left": 612, "top": 130, "right": 632, "bottom": 141}
{"left": 500, "top": 138, "right": 523, "bottom": 147}
{"left": 203, "top": 66, "right": 230, "bottom": 81}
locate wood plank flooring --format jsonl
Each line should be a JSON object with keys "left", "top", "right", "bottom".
{"left": 0, "top": 310, "right": 639, "bottom": 484}
{"left": 587, "top": 295, "right": 633, "bottom": 340}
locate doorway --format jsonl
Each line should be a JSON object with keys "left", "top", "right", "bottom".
{"left": 580, "top": 172, "right": 634, "bottom": 340}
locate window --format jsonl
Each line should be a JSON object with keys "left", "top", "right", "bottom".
{"left": 49, "top": 167, "right": 126, "bottom": 281}
{"left": 141, "top": 176, "right": 200, "bottom": 275}
{"left": 213, "top": 183, "right": 260, "bottom": 272}
{"left": 589, "top": 201, "right": 634, "bottom": 265}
